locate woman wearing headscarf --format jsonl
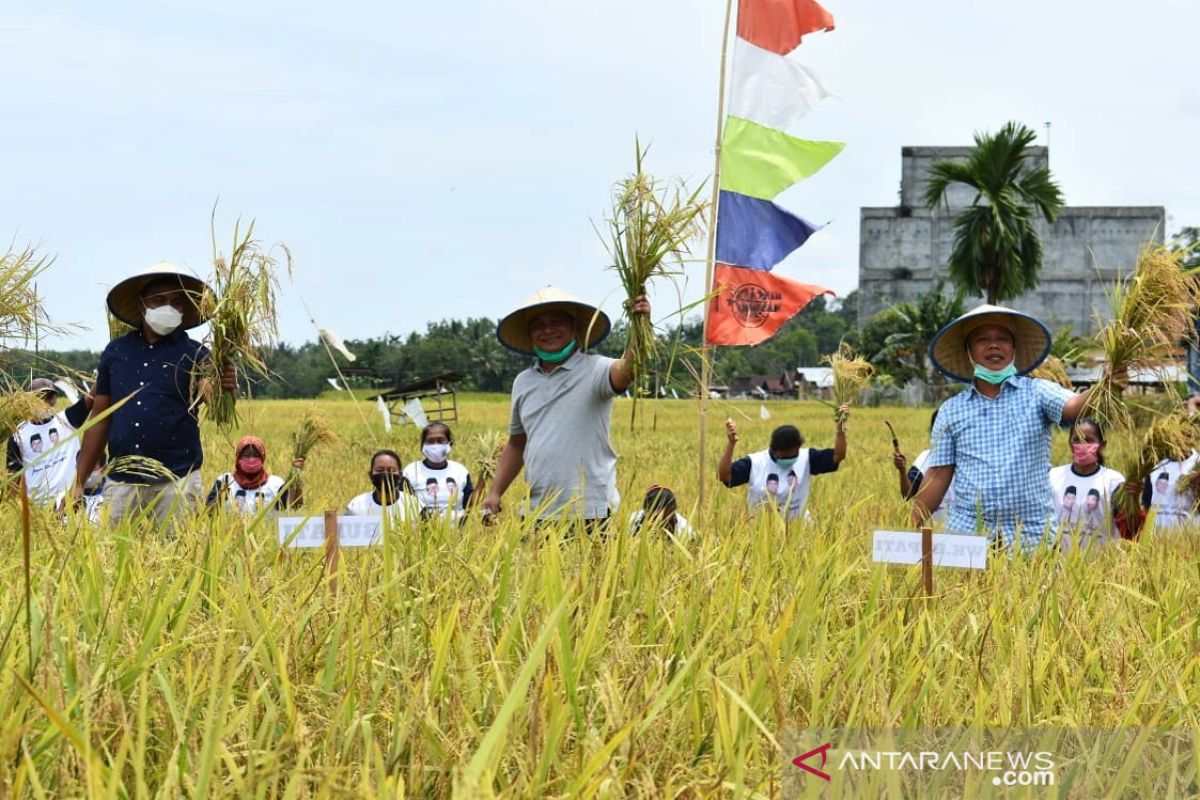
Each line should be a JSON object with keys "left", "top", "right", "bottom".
{"left": 206, "top": 436, "right": 302, "bottom": 514}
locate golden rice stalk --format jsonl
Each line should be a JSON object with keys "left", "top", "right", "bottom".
{"left": 1085, "top": 243, "right": 1200, "bottom": 432}
{"left": 1029, "top": 354, "right": 1073, "bottom": 388}
{"left": 823, "top": 342, "right": 873, "bottom": 419}
{"left": 598, "top": 141, "right": 707, "bottom": 425}
{"left": 0, "top": 390, "right": 47, "bottom": 435}
{"left": 1112, "top": 411, "right": 1200, "bottom": 517}
{"left": 0, "top": 246, "right": 56, "bottom": 343}
{"left": 107, "top": 310, "right": 134, "bottom": 341}
{"left": 104, "top": 455, "right": 180, "bottom": 483}
{"left": 291, "top": 410, "right": 337, "bottom": 462}
{"left": 470, "top": 430, "right": 506, "bottom": 485}
{"left": 197, "top": 214, "right": 292, "bottom": 428}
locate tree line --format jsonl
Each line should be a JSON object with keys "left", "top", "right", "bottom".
{"left": 0, "top": 295, "right": 863, "bottom": 398}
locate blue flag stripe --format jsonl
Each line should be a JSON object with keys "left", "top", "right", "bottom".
{"left": 715, "top": 190, "right": 820, "bottom": 271}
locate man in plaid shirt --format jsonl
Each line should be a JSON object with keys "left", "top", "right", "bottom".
{"left": 910, "top": 305, "right": 1111, "bottom": 552}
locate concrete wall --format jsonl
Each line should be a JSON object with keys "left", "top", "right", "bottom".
{"left": 858, "top": 147, "right": 1165, "bottom": 333}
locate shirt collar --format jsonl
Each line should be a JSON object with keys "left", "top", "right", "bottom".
{"left": 533, "top": 349, "right": 581, "bottom": 375}
{"left": 968, "top": 373, "right": 1026, "bottom": 399}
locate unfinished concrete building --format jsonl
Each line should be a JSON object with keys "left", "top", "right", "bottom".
{"left": 857, "top": 146, "right": 1165, "bottom": 333}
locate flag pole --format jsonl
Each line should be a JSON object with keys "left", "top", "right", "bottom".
{"left": 698, "top": 0, "right": 735, "bottom": 508}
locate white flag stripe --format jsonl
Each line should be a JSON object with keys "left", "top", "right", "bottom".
{"left": 729, "top": 39, "right": 833, "bottom": 133}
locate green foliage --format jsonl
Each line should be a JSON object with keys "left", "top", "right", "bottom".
{"left": 864, "top": 281, "right": 964, "bottom": 385}
{"left": 923, "top": 121, "right": 1064, "bottom": 304}
{"left": 1170, "top": 226, "right": 1200, "bottom": 269}
{"left": 0, "top": 294, "right": 862, "bottom": 399}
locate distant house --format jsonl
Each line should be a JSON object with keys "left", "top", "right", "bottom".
{"left": 794, "top": 367, "right": 834, "bottom": 400}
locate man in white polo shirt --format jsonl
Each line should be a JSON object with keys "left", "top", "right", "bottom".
{"left": 480, "top": 287, "right": 649, "bottom": 530}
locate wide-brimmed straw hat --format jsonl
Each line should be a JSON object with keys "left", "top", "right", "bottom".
{"left": 497, "top": 287, "right": 611, "bottom": 356}
{"left": 106, "top": 262, "right": 211, "bottom": 330}
{"left": 928, "top": 304, "right": 1051, "bottom": 383}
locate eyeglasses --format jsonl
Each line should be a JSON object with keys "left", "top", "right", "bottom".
{"left": 142, "top": 292, "right": 188, "bottom": 311}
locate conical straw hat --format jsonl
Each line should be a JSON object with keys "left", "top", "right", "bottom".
{"left": 106, "top": 262, "right": 211, "bottom": 330}
{"left": 497, "top": 287, "right": 611, "bottom": 356}
{"left": 928, "top": 304, "right": 1051, "bottom": 383}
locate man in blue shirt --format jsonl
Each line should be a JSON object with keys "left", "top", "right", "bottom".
{"left": 910, "top": 305, "right": 1109, "bottom": 552}
{"left": 73, "top": 263, "right": 235, "bottom": 527}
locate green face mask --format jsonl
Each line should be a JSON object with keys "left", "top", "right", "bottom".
{"left": 972, "top": 360, "right": 1017, "bottom": 385}
{"left": 533, "top": 339, "right": 577, "bottom": 364}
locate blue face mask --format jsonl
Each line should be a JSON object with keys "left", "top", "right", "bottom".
{"left": 772, "top": 454, "right": 798, "bottom": 470}
{"left": 533, "top": 339, "right": 577, "bottom": 364}
{"left": 972, "top": 359, "right": 1017, "bottom": 385}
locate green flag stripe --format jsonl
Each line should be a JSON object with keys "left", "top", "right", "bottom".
{"left": 720, "top": 116, "right": 844, "bottom": 200}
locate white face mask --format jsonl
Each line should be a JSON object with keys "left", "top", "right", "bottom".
{"left": 422, "top": 443, "right": 451, "bottom": 463}
{"left": 144, "top": 305, "right": 183, "bottom": 335}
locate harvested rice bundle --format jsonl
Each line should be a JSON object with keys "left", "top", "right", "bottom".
{"left": 0, "top": 390, "right": 46, "bottom": 436}
{"left": 288, "top": 410, "right": 336, "bottom": 495}
{"left": 1029, "top": 354, "right": 1072, "bottom": 389}
{"left": 470, "top": 430, "right": 506, "bottom": 486}
{"left": 598, "top": 143, "right": 707, "bottom": 422}
{"left": 1086, "top": 244, "right": 1200, "bottom": 431}
{"left": 823, "top": 343, "right": 873, "bottom": 422}
{"left": 1113, "top": 411, "right": 1200, "bottom": 517}
{"left": 197, "top": 217, "right": 292, "bottom": 428}
{"left": 104, "top": 455, "right": 180, "bottom": 483}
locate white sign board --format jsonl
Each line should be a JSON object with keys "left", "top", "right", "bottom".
{"left": 872, "top": 530, "right": 989, "bottom": 570}
{"left": 278, "top": 516, "right": 384, "bottom": 549}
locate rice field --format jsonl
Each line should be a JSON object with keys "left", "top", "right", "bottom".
{"left": 1, "top": 396, "right": 1198, "bottom": 797}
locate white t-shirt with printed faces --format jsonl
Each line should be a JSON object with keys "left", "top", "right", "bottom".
{"left": 1147, "top": 451, "right": 1200, "bottom": 531}
{"left": 402, "top": 459, "right": 471, "bottom": 519}
{"left": 1047, "top": 464, "right": 1125, "bottom": 550}
{"left": 14, "top": 413, "right": 80, "bottom": 505}
{"left": 212, "top": 473, "right": 288, "bottom": 515}
{"left": 345, "top": 490, "right": 421, "bottom": 523}
{"left": 746, "top": 449, "right": 814, "bottom": 521}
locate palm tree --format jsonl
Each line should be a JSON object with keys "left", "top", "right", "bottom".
{"left": 923, "top": 122, "right": 1064, "bottom": 305}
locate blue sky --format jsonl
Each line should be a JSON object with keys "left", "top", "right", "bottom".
{"left": 3, "top": 0, "right": 1197, "bottom": 350}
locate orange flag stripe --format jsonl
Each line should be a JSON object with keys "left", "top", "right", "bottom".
{"left": 737, "top": 0, "right": 835, "bottom": 56}
{"left": 706, "top": 263, "right": 833, "bottom": 346}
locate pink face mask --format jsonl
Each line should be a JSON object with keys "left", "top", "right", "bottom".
{"left": 1071, "top": 442, "right": 1100, "bottom": 467}
{"left": 238, "top": 456, "right": 264, "bottom": 475}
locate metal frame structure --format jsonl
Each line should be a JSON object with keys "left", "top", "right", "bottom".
{"left": 370, "top": 372, "right": 463, "bottom": 427}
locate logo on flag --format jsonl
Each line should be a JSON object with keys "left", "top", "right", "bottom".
{"left": 728, "top": 282, "right": 782, "bottom": 328}
{"left": 707, "top": 264, "right": 831, "bottom": 346}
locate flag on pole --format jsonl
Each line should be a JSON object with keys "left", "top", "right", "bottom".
{"left": 706, "top": 0, "right": 839, "bottom": 345}
{"left": 736, "top": 0, "right": 835, "bottom": 55}
{"left": 728, "top": 39, "right": 833, "bottom": 132}
{"left": 706, "top": 263, "right": 832, "bottom": 346}
{"left": 716, "top": 190, "right": 820, "bottom": 270}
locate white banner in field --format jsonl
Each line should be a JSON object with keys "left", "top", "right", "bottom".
{"left": 872, "top": 530, "right": 989, "bottom": 570}
{"left": 278, "top": 517, "right": 384, "bottom": 548}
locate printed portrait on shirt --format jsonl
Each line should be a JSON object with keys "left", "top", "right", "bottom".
{"left": 48, "top": 428, "right": 60, "bottom": 446}
{"left": 1059, "top": 485, "right": 1076, "bottom": 523}
{"left": 425, "top": 478, "right": 438, "bottom": 503}
{"left": 765, "top": 473, "right": 779, "bottom": 499}
{"left": 446, "top": 477, "right": 458, "bottom": 501}
{"left": 30, "top": 433, "right": 43, "bottom": 454}
{"left": 787, "top": 470, "right": 797, "bottom": 489}
{"left": 1083, "top": 488, "right": 1103, "bottom": 533}
{"left": 1152, "top": 471, "right": 1172, "bottom": 506}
